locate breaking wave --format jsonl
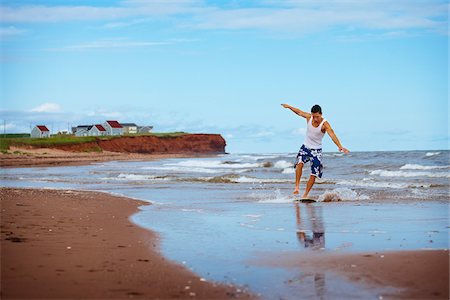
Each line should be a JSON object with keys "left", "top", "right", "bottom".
{"left": 274, "top": 160, "right": 293, "bottom": 169}
{"left": 425, "top": 152, "right": 441, "bottom": 157}
{"left": 189, "top": 175, "right": 292, "bottom": 184}
{"left": 399, "top": 164, "right": 449, "bottom": 170}
{"left": 117, "top": 173, "right": 173, "bottom": 181}
{"left": 370, "top": 169, "right": 450, "bottom": 178}
{"left": 336, "top": 179, "right": 431, "bottom": 189}
{"left": 318, "top": 188, "right": 369, "bottom": 202}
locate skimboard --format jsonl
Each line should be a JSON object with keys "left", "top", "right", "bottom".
{"left": 295, "top": 198, "right": 316, "bottom": 203}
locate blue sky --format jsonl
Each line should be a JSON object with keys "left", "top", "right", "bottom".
{"left": 0, "top": 0, "right": 448, "bottom": 153}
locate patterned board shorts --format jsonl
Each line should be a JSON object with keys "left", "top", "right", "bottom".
{"left": 294, "top": 144, "right": 323, "bottom": 178}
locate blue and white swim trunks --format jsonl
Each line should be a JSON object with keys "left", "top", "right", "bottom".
{"left": 294, "top": 144, "right": 323, "bottom": 178}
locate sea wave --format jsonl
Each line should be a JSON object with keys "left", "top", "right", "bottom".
{"left": 336, "top": 179, "right": 431, "bottom": 189}
{"left": 189, "top": 175, "right": 292, "bottom": 184}
{"left": 239, "top": 154, "right": 282, "bottom": 161}
{"left": 172, "top": 160, "right": 262, "bottom": 168}
{"left": 324, "top": 153, "right": 345, "bottom": 157}
{"left": 370, "top": 169, "right": 450, "bottom": 178}
{"left": 255, "top": 190, "right": 294, "bottom": 204}
{"left": 399, "top": 164, "right": 449, "bottom": 170}
{"left": 141, "top": 166, "right": 249, "bottom": 174}
{"left": 253, "top": 187, "right": 369, "bottom": 203}
{"left": 117, "top": 173, "right": 172, "bottom": 181}
{"left": 425, "top": 152, "right": 441, "bottom": 157}
{"left": 318, "top": 188, "right": 369, "bottom": 202}
{"left": 274, "top": 160, "right": 293, "bottom": 169}
{"left": 282, "top": 168, "right": 295, "bottom": 174}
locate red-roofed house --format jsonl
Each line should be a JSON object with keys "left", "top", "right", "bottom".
{"left": 88, "top": 124, "right": 107, "bottom": 137}
{"left": 103, "top": 120, "right": 123, "bottom": 136}
{"left": 31, "top": 125, "right": 50, "bottom": 138}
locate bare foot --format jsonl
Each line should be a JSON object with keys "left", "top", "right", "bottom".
{"left": 302, "top": 194, "right": 309, "bottom": 198}
{"left": 293, "top": 189, "right": 299, "bottom": 195}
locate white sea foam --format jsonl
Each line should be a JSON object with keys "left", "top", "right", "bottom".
{"left": 116, "top": 173, "right": 172, "bottom": 181}
{"left": 242, "top": 214, "right": 262, "bottom": 219}
{"left": 318, "top": 188, "right": 369, "bottom": 202}
{"left": 256, "top": 189, "right": 294, "bottom": 204}
{"left": 142, "top": 166, "right": 225, "bottom": 174}
{"left": 282, "top": 167, "right": 295, "bottom": 174}
{"left": 167, "top": 160, "right": 263, "bottom": 169}
{"left": 337, "top": 179, "right": 431, "bottom": 189}
{"left": 370, "top": 169, "right": 450, "bottom": 178}
{"left": 234, "top": 176, "right": 292, "bottom": 184}
{"left": 181, "top": 208, "right": 204, "bottom": 213}
{"left": 400, "top": 164, "right": 449, "bottom": 170}
{"left": 324, "top": 153, "right": 345, "bottom": 157}
{"left": 238, "top": 154, "right": 281, "bottom": 160}
{"left": 274, "top": 160, "right": 293, "bottom": 169}
{"left": 425, "top": 152, "right": 441, "bottom": 157}
{"left": 192, "top": 175, "right": 292, "bottom": 184}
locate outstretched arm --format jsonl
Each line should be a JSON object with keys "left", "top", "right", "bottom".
{"left": 281, "top": 104, "right": 310, "bottom": 119}
{"left": 323, "top": 122, "right": 350, "bottom": 154}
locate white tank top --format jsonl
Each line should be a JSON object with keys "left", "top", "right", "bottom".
{"left": 304, "top": 117, "right": 326, "bottom": 149}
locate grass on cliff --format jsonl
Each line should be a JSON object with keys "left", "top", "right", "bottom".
{"left": 0, "top": 132, "right": 189, "bottom": 151}
{"left": 147, "top": 132, "right": 188, "bottom": 138}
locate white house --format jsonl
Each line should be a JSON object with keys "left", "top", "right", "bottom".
{"left": 120, "top": 123, "right": 138, "bottom": 134}
{"left": 31, "top": 125, "right": 50, "bottom": 138}
{"left": 88, "top": 124, "right": 107, "bottom": 137}
{"left": 103, "top": 120, "right": 123, "bottom": 136}
{"left": 74, "top": 125, "right": 91, "bottom": 137}
{"left": 138, "top": 126, "right": 153, "bottom": 133}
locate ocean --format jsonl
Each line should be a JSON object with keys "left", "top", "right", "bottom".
{"left": 1, "top": 150, "right": 449, "bottom": 299}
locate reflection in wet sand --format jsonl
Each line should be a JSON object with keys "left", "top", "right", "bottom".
{"left": 295, "top": 202, "right": 325, "bottom": 250}
{"left": 294, "top": 203, "right": 326, "bottom": 299}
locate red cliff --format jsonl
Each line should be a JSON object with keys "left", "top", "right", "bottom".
{"left": 53, "top": 134, "right": 226, "bottom": 154}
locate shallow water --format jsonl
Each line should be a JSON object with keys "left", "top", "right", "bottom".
{"left": 1, "top": 150, "right": 449, "bottom": 299}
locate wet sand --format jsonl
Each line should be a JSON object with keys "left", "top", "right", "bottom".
{"left": 256, "top": 250, "right": 449, "bottom": 299}
{"left": 0, "top": 188, "right": 253, "bottom": 299}
{"left": 0, "top": 147, "right": 210, "bottom": 168}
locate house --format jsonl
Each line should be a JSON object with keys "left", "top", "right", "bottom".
{"left": 74, "top": 125, "right": 91, "bottom": 137}
{"left": 31, "top": 125, "right": 50, "bottom": 138}
{"left": 103, "top": 120, "right": 123, "bottom": 136}
{"left": 88, "top": 124, "right": 107, "bottom": 136}
{"left": 120, "top": 123, "right": 138, "bottom": 134}
{"left": 137, "top": 126, "right": 153, "bottom": 133}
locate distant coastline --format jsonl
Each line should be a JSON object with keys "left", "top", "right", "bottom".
{"left": 0, "top": 133, "right": 227, "bottom": 168}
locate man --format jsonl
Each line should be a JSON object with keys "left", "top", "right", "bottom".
{"left": 281, "top": 103, "right": 350, "bottom": 198}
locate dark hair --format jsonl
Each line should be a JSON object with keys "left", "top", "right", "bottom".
{"left": 311, "top": 105, "right": 322, "bottom": 114}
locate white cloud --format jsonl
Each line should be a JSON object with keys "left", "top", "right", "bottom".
{"left": 0, "top": 5, "right": 130, "bottom": 23}
{"left": 254, "top": 130, "right": 275, "bottom": 138}
{"left": 30, "top": 103, "right": 61, "bottom": 113}
{"left": 0, "top": 0, "right": 202, "bottom": 23}
{"left": 87, "top": 109, "right": 122, "bottom": 118}
{"left": 191, "top": 2, "right": 447, "bottom": 34}
{"left": 47, "top": 38, "right": 197, "bottom": 52}
{"left": 0, "top": 0, "right": 446, "bottom": 35}
{"left": 0, "top": 26, "right": 27, "bottom": 39}
{"left": 60, "top": 38, "right": 169, "bottom": 51}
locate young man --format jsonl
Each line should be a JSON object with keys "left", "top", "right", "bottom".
{"left": 281, "top": 103, "right": 350, "bottom": 198}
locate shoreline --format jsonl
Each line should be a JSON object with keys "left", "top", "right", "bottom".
{"left": 0, "top": 188, "right": 253, "bottom": 299}
{"left": 0, "top": 147, "right": 221, "bottom": 168}
{"left": 1, "top": 187, "right": 448, "bottom": 299}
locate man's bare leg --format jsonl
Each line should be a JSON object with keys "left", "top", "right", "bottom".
{"left": 302, "top": 175, "right": 316, "bottom": 198}
{"left": 294, "top": 163, "right": 304, "bottom": 194}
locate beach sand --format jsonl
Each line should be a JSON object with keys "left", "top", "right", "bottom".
{"left": 0, "top": 147, "right": 207, "bottom": 168}
{"left": 0, "top": 188, "right": 253, "bottom": 299}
